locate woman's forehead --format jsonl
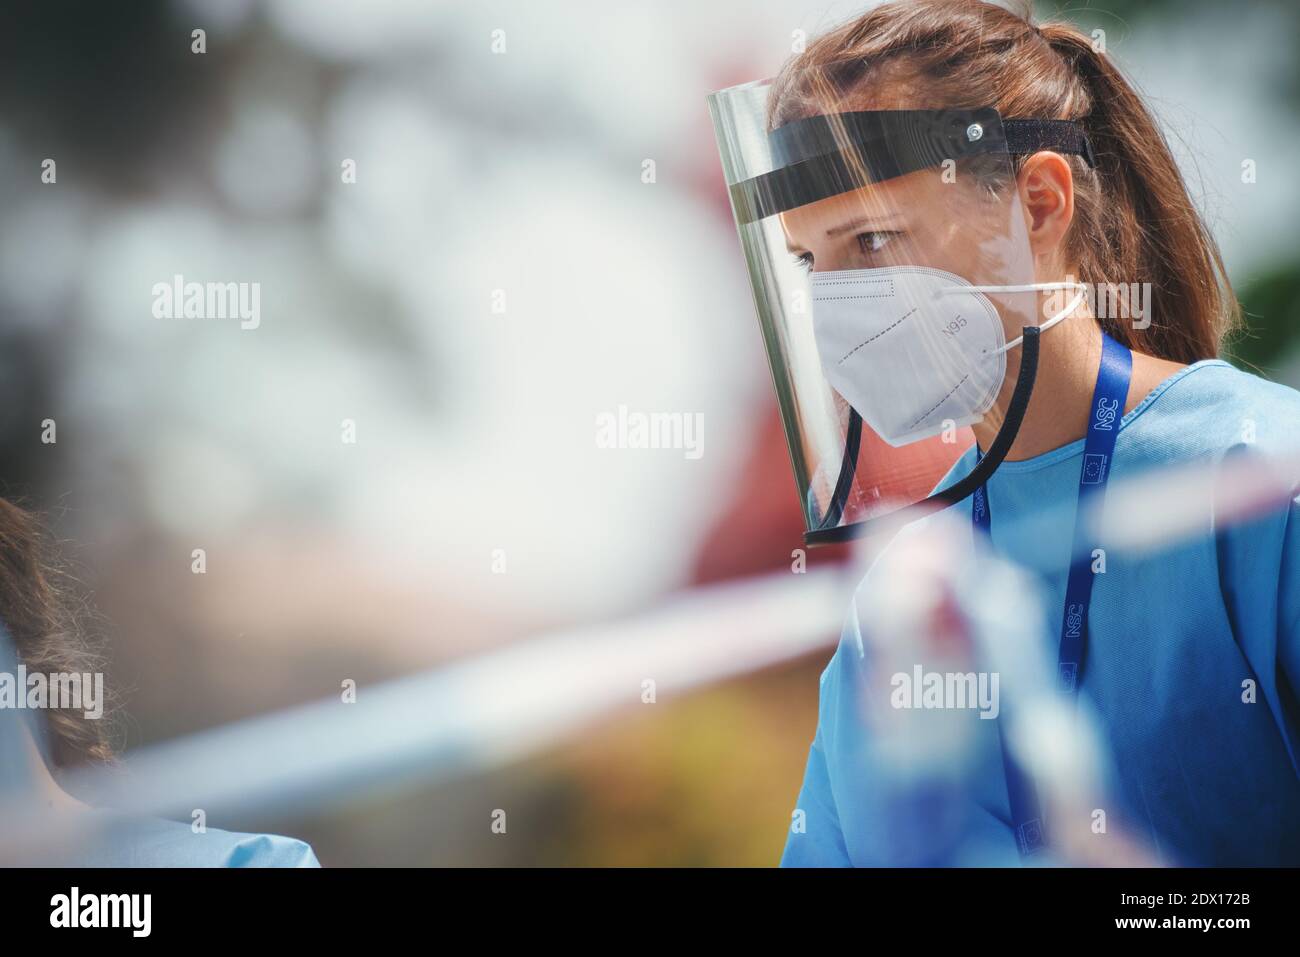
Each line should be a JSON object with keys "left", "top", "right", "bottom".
{"left": 779, "top": 173, "right": 931, "bottom": 244}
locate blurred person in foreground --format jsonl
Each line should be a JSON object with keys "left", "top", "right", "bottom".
{"left": 0, "top": 498, "right": 318, "bottom": 867}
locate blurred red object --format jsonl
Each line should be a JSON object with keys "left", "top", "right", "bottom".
{"left": 690, "top": 403, "right": 970, "bottom": 584}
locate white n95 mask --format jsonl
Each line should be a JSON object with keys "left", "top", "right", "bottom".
{"left": 811, "top": 266, "right": 1084, "bottom": 447}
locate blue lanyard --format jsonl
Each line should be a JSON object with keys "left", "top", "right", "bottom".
{"left": 972, "top": 331, "right": 1132, "bottom": 856}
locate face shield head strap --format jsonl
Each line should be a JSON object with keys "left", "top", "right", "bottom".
{"left": 731, "top": 108, "right": 1095, "bottom": 225}
{"left": 807, "top": 326, "right": 1041, "bottom": 546}
{"left": 1001, "top": 117, "right": 1096, "bottom": 169}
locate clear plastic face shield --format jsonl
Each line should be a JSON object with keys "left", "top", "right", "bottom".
{"left": 707, "top": 66, "right": 1095, "bottom": 545}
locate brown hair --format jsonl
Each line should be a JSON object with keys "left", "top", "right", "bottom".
{"left": 767, "top": 0, "right": 1237, "bottom": 363}
{"left": 0, "top": 497, "right": 115, "bottom": 768}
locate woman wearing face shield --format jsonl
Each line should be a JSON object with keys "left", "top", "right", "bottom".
{"left": 710, "top": 0, "right": 1300, "bottom": 866}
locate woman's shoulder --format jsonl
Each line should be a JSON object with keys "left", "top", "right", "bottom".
{"left": 72, "top": 813, "right": 321, "bottom": 867}
{"left": 208, "top": 828, "right": 321, "bottom": 868}
{"left": 1125, "top": 358, "right": 1300, "bottom": 456}
{"left": 1151, "top": 357, "right": 1300, "bottom": 410}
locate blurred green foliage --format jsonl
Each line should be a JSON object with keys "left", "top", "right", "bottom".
{"left": 536, "top": 659, "right": 823, "bottom": 866}
{"left": 1230, "top": 265, "right": 1300, "bottom": 374}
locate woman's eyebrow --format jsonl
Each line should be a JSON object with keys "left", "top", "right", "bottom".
{"left": 824, "top": 213, "right": 901, "bottom": 239}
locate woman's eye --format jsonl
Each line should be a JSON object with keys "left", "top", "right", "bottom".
{"left": 857, "top": 230, "right": 901, "bottom": 255}
{"left": 792, "top": 251, "right": 814, "bottom": 272}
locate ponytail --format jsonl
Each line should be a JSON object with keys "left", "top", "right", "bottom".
{"left": 1037, "top": 23, "right": 1238, "bottom": 363}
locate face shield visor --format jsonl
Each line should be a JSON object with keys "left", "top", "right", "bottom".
{"left": 707, "top": 68, "right": 1095, "bottom": 545}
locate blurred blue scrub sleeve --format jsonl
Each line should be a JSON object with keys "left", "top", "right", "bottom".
{"left": 72, "top": 814, "right": 320, "bottom": 867}
{"left": 781, "top": 724, "right": 851, "bottom": 866}
{"left": 1279, "top": 504, "right": 1300, "bottom": 747}
{"left": 781, "top": 611, "right": 1025, "bottom": 868}
{"left": 1214, "top": 471, "right": 1300, "bottom": 772}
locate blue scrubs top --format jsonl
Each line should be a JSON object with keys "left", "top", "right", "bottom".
{"left": 67, "top": 814, "right": 320, "bottom": 867}
{"left": 781, "top": 358, "right": 1300, "bottom": 866}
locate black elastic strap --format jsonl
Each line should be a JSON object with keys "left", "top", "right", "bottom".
{"left": 803, "top": 326, "right": 1041, "bottom": 547}
{"left": 813, "top": 408, "right": 863, "bottom": 531}
{"left": 930, "top": 325, "right": 1041, "bottom": 507}
{"left": 1002, "top": 118, "right": 1096, "bottom": 168}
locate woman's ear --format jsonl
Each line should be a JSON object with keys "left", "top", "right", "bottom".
{"left": 1017, "top": 151, "right": 1075, "bottom": 264}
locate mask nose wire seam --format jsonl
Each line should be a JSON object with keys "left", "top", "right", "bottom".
{"left": 934, "top": 282, "right": 1088, "bottom": 357}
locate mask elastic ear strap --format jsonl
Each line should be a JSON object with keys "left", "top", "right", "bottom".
{"left": 803, "top": 325, "right": 1040, "bottom": 546}
{"left": 946, "top": 282, "right": 1086, "bottom": 354}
